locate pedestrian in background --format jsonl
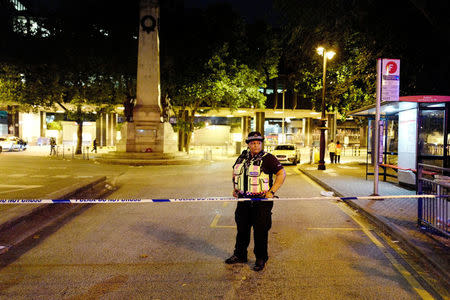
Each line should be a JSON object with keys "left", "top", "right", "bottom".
{"left": 92, "top": 138, "right": 97, "bottom": 153}
{"left": 226, "top": 131, "right": 286, "bottom": 271}
{"left": 335, "top": 141, "right": 342, "bottom": 163}
{"left": 328, "top": 139, "right": 336, "bottom": 163}
{"left": 49, "top": 137, "right": 56, "bottom": 156}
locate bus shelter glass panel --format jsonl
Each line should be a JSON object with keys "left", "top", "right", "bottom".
{"left": 419, "top": 110, "right": 445, "bottom": 157}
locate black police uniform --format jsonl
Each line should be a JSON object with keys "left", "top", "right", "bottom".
{"left": 232, "top": 149, "right": 283, "bottom": 261}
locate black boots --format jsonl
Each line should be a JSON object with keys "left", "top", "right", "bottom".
{"left": 253, "top": 258, "right": 267, "bottom": 271}
{"left": 225, "top": 255, "right": 248, "bottom": 264}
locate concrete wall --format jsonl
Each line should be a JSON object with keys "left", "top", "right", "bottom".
{"left": 192, "top": 125, "right": 231, "bottom": 146}
{"left": 20, "top": 112, "right": 40, "bottom": 144}
{"left": 61, "top": 121, "right": 96, "bottom": 146}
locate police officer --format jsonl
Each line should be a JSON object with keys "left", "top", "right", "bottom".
{"left": 225, "top": 131, "right": 286, "bottom": 271}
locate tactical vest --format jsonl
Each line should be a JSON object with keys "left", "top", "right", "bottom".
{"left": 233, "top": 153, "right": 270, "bottom": 195}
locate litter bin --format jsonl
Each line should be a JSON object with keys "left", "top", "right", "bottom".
{"left": 310, "top": 147, "right": 320, "bottom": 164}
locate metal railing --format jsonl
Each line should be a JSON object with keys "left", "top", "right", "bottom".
{"left": 417, "top": 163, "right": 449, "bottom": 237}
{"left": 51, "top": 145, "right": 90, "bottom": 160}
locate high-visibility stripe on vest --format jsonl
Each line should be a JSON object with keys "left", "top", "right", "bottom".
{"left": 233, "top": 153, "right": 270, "bottom": 195}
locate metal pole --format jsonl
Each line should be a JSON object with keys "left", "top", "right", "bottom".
{"left": 282, "top": 90, "right": 285, "bottom": 144}
{"left": 373, "top": 58, "right": 382, "bottom": 195}
{"left": 318, "top": 51, "right": 327, "bottom": 170}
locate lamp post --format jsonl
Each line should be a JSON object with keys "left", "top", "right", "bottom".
{"left": 282, "top": 89, "right": 286, "bottom": 144}
{"left": 316, "top": 47, "right": 335, "bottom": 170}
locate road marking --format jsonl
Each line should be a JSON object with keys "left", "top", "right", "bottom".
{"left": 75, "top": 175, "right": 94, "bottom": 178}
{"left": 0, "top": 184, "right": 43, "bottom": 194}
{"left": 337, "top": 202, "right": 434, "bottom": 300}
{"left": 8, "top": 174, "right": 27, "bottom": 178}
{"left": 307, "top": 227, "right": 364, "bottom": 231}
{"left": 30, "top": 175, "right": 46, "bottom": 178}
{"left": 210, "top": 214, "right": 236, "bottom": 229}
{"left": 53, "top": 175, "right": 70, "bottom": 178}
{"left": 377, "top": 230, "right": 449, "bottom": 298}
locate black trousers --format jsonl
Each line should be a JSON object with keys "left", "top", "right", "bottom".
{"left": 233, "top": 200, "right": 273, "bottom": 261}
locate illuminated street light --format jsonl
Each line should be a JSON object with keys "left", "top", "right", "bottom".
{"left": 316, "top": 46, "right": 335, "bottom": 170}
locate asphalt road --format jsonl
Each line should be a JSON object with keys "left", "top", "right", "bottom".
{"left": 0, "top": 154, "right": 444, "bottom": 299}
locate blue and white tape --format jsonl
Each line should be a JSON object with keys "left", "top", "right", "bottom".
{"left": 0, "top": 194, "right": 438, "bottom": 204}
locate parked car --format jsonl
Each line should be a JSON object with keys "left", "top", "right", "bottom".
{"left": 271, "top": 144, "right": 300, "bottom": 165}
{"left": 0, "top": 136, "right": 27, "bottom": 152}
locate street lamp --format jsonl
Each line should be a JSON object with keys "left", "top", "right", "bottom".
{"left": 316, "top": 46, "right": 335, "bottom": 170}
{"left": 282, "top": 89, "right": 286, "bottom": 144}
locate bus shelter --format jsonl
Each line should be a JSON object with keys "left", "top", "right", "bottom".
{"left": 350, "top": 95, "right": 449, "bottom": 187}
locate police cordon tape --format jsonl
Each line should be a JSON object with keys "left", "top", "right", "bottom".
{"left": 0, "top": 194, "right": 440, "bottom": 204}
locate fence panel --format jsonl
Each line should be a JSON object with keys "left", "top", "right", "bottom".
{"left": 417, "top": 163, "right": 449, "bottom": 237}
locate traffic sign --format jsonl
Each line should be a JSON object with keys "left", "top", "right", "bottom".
{"left": 381, "top": 59, "right": 400, "bottom": 102}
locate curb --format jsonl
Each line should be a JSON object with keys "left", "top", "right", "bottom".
{"left": 298, "top": 167, "right": 449, "bottom": 283}
{"left": 0, "top": 176, "right": 107, "bottom": 256}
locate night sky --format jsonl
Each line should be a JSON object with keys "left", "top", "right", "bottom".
{"left": 184, "top": 0, "right": 278, "bottom": 23}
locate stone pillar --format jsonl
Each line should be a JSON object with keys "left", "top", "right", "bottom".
{"left": 96, "top": 113, "right": 107, "bottom": 147}
{"left": 241, "top": 116, "right": 250, "bottom": 145}
{"left": 255, "top": 112, "right": 265, "bottom": 135}
{"left": 106, "top": 113, "right": 115, "bottom": 146}
{"left": 302, "top": 118, "right": 306, "bottom": 145}
{"left": 327, "top": 112, "right": 336, "bottom": 142}
{"left": 40, "top": 111, "right": 46, "bottom": 137}
{"left": 360, "top": 125, "right": 368, "bottom": 147}
{"left": 111, "top": 113, "right": 117, "bottom": 146}
{"left": 305, "top": 117, "right": 313, "bottom": 147}
{"left": 117, "top": 0, "right": 177, "bottom": 153}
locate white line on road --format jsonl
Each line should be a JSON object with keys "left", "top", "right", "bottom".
{"left": 0, "top": 184, "right": 43, "bottom": 194}
{"left": 8, "top": 174, "right": 28, "bottom": 178}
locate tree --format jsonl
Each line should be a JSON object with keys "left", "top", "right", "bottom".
{"left": 0, "top": 0, "right": 138, "bottom": 153}
{"left": 171, "top": 46, "right": 266, "bottom": 152}
{"left": 160, "top": 3, "right": 276, "bottom": 152}
{"left": 275, "top": 0, "right": 450, "bottom": 116}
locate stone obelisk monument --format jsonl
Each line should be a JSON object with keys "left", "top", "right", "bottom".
{"left": 117, "top": 0, "right": 176, "bottom": 153}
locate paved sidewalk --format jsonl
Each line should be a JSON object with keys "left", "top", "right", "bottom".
{"left": 299, "top": 161, "right": 449, "bottom": 282}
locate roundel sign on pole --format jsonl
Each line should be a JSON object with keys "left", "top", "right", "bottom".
{"left": 381, "top": 59, "right": 400, "bottom": 102}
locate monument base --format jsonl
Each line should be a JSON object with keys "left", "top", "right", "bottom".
{"left": 117, "top": 121, "right": 177, "bottom": 153}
